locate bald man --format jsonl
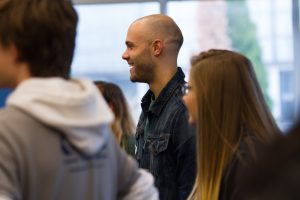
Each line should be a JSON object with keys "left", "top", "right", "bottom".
{"left": 122, "top": 14, "right": 196, "bottom": 200}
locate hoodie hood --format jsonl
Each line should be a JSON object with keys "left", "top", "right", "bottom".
{"left": 6, "top": 78, "right": 114, "bottom": 155}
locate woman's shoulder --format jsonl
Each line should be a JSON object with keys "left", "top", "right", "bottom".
{"left": 219, "top": 131, "right": 263, "bottom": 199}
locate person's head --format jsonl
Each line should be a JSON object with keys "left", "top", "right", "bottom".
{"left": 0, "top": 0, "right": 78, "bottom": 88}
{"left": 122, "top": 14, "right": 183, "bottom": 84}
{"left": 183, "top": 49, "right": 280, "bottom": 200}
{"left": 94, "top": 81, "right": 135, "bottom": 145}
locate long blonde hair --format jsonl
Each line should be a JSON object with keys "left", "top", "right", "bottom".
{"left": 95, "top": 81, "right": 135, "bottom": 147}
{"left": 188, "top": 49, "right": 280, "bottom": 200}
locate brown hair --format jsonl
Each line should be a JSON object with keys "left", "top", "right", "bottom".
{"left": 188, "top": 49, "right": 280, "bottom": 200}
{"left": 95, "top": 81, "right": 135, "bottom": 147}
{"left": 0, "top": 0, "right": 78, "bottom": 79}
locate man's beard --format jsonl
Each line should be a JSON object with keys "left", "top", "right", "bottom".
{"left": 130, "top": 62, "right": 154, "bottom": 84}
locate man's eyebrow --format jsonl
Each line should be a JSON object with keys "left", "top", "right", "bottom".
{"left": 125, "top": 41, "right": 134, "bottom": 46}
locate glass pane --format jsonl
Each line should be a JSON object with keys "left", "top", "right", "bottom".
{"left": 168, "top": 0, "right": 295, "bottom": 131}
{"left": 72, "top": 3, "right": 160, "bottom": 121}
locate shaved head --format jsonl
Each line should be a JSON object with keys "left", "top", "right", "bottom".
{"left": 130, "top": 14, "right": 183, "bottom": 54}
{"left": 123, "top": 14, "right": 182, "bottom": 85}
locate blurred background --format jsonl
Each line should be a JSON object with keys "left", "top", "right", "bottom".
{"left": 1, "top": 0, "right": 298, "bottom": 132}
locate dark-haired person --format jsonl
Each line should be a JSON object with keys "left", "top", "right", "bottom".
{"left": 122, "top": 14, "right": 196, "bottom": 200}
{"left": 0, "top": 0, "right": 158, "bottom": 199}
{"left": 182, "top": 49, "right": 280, "bottom": 200}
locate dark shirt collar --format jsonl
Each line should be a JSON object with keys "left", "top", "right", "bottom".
{"left": 141, "top": 67, "right": 185, "bottom": 116}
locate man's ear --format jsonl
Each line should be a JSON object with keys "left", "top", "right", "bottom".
{"left": 3, "top": 43, "right": 19, "bottom": 63}
{"left": 152, "top": 39, "right": 164, "bottom": 56}
{"left": 9, "top": 43, "right": 19, "bottom": 62}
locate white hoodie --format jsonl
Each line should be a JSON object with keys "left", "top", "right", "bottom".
{"left": 7, "top": 77, "right": 114, "bottom": 155}
{"left": 0, "top": 77, "right": 158, "bottom": 200}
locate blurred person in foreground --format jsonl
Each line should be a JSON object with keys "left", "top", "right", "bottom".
{"left": 182, "top": 49, "right": 280, "bottom": 200}
{"left": 122, "top": 14, "right": 196, "bottom": 200}
{"left": 95, "top": 81, "right": 135, "bottom": 156}
{"left": 234, "top": 120, "right": 300, "bottom": 200}
{"left": 0, "top": 0, "right": 158, "bottom": 199}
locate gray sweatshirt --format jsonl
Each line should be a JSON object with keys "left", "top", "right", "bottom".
{"left": 0, "top": 78, "right": 158, "bottom": 200}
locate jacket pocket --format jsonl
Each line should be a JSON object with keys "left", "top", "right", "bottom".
{"left": 147, "top": 133, "right": 171, "bottom": 176}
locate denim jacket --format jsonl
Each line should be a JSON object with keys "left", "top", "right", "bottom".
{"left": 135, "top": 67, "right": 196, "bottom": 200}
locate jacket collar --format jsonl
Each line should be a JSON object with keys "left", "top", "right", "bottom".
{"left": 141, "top": 67, "right": 185, "bottom": 116}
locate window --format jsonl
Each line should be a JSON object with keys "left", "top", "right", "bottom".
{"left": 70, "top": 0, "right": 298, "bottom": 130}
{"left": 72, "top": 3, "right": 159, "bottom": 121}
{"left": 167, "top": 0, "right": 295, "bottom": 130}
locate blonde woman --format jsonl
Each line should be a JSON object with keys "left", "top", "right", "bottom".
{"left": 182, "top": 49, "right": 280, "bottom": 200}
{"left": 95, "top": 81, "right": 136, "bottom": 156}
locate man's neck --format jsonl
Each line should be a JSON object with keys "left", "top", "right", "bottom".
{"left": 149, "top": 67, "right": 177, "bottom": 99}
{"left": 13, "top": 63, "right": 32, "bottom": 87}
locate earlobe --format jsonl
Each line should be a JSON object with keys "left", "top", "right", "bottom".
{"left": 10, "top": 44, "right": 19, "bottom": 62}
{"left": 152, "top": 40, "right": 163, "bottom": 56}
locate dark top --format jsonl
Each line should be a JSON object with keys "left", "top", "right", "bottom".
{"left": 135, "top": 67, "right": 196, "bottom": 200}
{"left": 220, "top": 131, "right": 263, "bottom": 200}
{"left": 234, "top": 122, "right": 300, "bottom": 200}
